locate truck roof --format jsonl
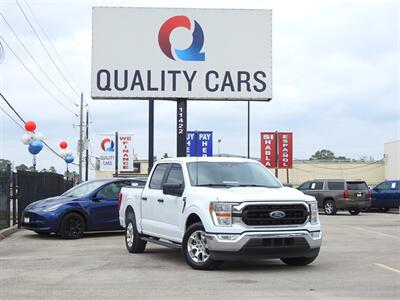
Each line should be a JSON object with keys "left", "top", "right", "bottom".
{"left": 157, "top": 157, "right": 259, "bottom": 163}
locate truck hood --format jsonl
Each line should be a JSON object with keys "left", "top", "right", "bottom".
{"left": 193, "top": 186, "right": 313, "bottom": 202}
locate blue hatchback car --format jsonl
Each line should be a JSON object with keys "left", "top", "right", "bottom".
{"left": 21, "top": 178, "right": 146, "bottom": 238}
{"left": 371, "top": 180, "right": 400, "bottom": 212}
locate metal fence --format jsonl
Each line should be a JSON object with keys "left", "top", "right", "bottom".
{"left": 0, "top": 164, "right": 12, "bottom": 230}
{"left": 0, "top": 168, "right": 74, "bottom": 230}
{"left": 16, "top": 171, "right": 73, "bottom": 227}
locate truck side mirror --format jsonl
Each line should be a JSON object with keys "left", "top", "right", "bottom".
{"left": 163, "top": 183, "right": 184, "bottom": 197}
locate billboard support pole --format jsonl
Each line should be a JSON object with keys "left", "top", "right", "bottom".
{"left": 275, "top": 131, "right": 278, "bottom": 178}
{"left": 115, "top": 131, "right": 119, "bottom": 177}
{"left": 177, "top": 99, "right": 187, "bottom": 157}
{"left": 148, "top": 99, "right": 154, "bottom": 174}
{"left": 247, "top": 101, "right": 250, "bottom": 158}
{"left": 286, "top": 168, "right": 289, "bottom": 184}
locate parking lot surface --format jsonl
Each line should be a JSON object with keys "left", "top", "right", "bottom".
{"left": 1, "top": 212, "right": 399, "bottom": 300}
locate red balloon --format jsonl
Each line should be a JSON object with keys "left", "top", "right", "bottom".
{"left": 59, "top": 141, "right": 68, "bottom": 149}
{"left": 24, "top": 121, "right": 36, "bottom": 132}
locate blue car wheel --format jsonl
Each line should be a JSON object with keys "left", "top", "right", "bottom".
{"left": 59, "top": 212, "right": 85, "bottom": 239}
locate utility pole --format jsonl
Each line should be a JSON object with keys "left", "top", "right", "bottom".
{"left": 78, "top": 93, "right": 83, "bottom": 182}
{"left": 85, "top": 108, "right": 89, "bottom": 181}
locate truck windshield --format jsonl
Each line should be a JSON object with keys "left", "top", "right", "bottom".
{"left": 187, "top": 162, "right": 281, "bottom": 188}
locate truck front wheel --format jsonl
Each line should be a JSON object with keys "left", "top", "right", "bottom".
{"left": 125, "top": 212, "right": 146, "bottom": 253}
{"left": 182, "top": 222, "right": 221, "bottom": 270}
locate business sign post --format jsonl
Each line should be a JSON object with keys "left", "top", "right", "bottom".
{"left": 92, "top": 8, "right": 272, "bottom": 168}
{"left": 260, "top": 132, "right": 293, "bottom": 179}
{"left": 99, "top": 133, "right": 134, "bottom": 173}
{"left": 187, "top": 131, "right": 213, "bottom": 157}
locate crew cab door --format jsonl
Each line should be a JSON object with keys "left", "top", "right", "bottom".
{"left": 140, "top": 163, "right": 169, "bottom": 237}
{"left": 159, "top": 163, "right": 185, "bottom": 240}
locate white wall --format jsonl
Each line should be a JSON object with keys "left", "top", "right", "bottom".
{"left": 384, "top": 140, "right": 400, "bottom": 179}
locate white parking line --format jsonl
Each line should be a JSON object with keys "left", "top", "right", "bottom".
{"left": 374, "top": 263, "right": 400, "bottom": 274}
{"left": 344, "top": 226, "right": 399, "bottom": 239}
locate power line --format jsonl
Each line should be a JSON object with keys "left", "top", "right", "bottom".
{"left": 0, "top": 35, "right": 79, "bottom": 117}
{"left": 0, "top": 92, "right": 79, "bottom": 166}
{"left": 0, "top": 12, "right": 79, "bottom": 107}
{"left": 22, "top": 0, "right": 82, "bottom": 94}
{"left": 15, "top": 0, "right": 81, "bottom": 98}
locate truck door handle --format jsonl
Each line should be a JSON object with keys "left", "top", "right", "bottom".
{"left": 141, "top": 197, "right": 147, "bottom": 201}
{"left": 157, "top": 199, "right": 164, "bottom": 203}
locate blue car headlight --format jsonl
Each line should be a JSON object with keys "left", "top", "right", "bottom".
{"left": 43, "top": 203, "right": 63, "bottom": 212}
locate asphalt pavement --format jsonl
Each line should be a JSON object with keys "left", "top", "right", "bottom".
{"left": 1, "top": 212, "right": 399, "bottom": 299}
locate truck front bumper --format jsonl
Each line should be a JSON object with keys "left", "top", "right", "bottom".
{"left": 205, "top": 230, "right": 322, "bottom": 260}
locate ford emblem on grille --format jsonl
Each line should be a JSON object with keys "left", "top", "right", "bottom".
{"left": 269, "top": 210, "right": 286, "bottom": 219}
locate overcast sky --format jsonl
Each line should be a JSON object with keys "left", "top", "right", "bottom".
{"left": 0, "top": 0, "right": 399, "bottom": 177}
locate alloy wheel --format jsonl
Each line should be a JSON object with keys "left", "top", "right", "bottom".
{"left": 187, "top": 230, "right": 210, "bottom": 263}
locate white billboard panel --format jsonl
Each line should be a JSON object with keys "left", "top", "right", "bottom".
{"left": 92, "top": 7, "right": 272, "bottom": 100}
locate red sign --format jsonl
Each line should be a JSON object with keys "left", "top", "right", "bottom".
{"left": 260, "top": 132, "right": 277, "bottom": 168}
{"left": 260, "top": 132, "right": 293, "bottom": 169}
{"left": 278, "top": 132, "right": 293, "bottom": 168}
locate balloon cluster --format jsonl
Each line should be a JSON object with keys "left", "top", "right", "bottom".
{"left": 58, "top": 141, "right": 74, "bottom": 164}
{"left": 21, "top": 121, "right": 44, "bottom": 155}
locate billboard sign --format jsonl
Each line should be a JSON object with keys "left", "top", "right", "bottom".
{"left": 187, "top": 131, "right": 213, "bottom": 157}
{"left": 99, "top": 134, "right": 134, "bottom": 171}
{"left": 260, "top": 132, "right": 293, "bottom": 169}
{"left": 92, "top": 7, "right": 272, "bottom": 100}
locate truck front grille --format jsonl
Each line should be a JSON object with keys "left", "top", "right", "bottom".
{"left": 241, "top": 204, "right": 308, "bottom": 226}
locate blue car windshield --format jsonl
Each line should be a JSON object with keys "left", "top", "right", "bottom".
{"left": 63, "top": 181, "right": 106, "bottom": 197}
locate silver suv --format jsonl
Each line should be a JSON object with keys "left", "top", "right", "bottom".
{"left": 298, "top": 179, "right": 371, "bottom": 215}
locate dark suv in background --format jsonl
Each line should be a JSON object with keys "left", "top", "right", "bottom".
{"left": 298, "top": 179, "right": 371, "bottom": 215}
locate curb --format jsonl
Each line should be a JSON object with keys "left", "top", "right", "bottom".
{"left": 0, "top": 225, "right": 19, "bottom": 240}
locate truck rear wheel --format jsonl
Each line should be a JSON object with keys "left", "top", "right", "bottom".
{"left": 348, "top": 209, "right": 360, "bottom": 215}
{"left": 281, "top": 256, "right": 318, "bottom": 266}
{"left": 182, "top": 222, "right": 221, "bottom": 270}
{"left": 125, "top": 211, "right": 146, "bottom": 253}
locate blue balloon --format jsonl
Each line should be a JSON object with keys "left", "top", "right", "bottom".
{"left": 28, "top": 140, "right": 43, "bottom": 155}
{"left": 65, "top": 155, "right": 74, "bottom": 164}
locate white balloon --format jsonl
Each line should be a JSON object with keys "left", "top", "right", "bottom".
{"left": 21, "top": 133, "right": 33, "bottom": 145}
{"left": 33, "top": 132, "right": 44, "bottom": 141}
{"left": 66, "top": 149, "right": 73, "bottom": 156}
{"left": 59, "top": 149, "right": 67, "bottom": 158}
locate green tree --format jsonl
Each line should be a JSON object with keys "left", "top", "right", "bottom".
{"left": 15, "top": 164, "right": 28, "bottom": 172}
{"left": 310, "top": 149, "right": 348, "bottom": 161}
{"left": 0, "top": 159, "right": 11, "bottom": 172}
{"left": 162, "top": 153, "right": 169, "bottom": 158}
{"left": 48, "top": 166, "right": 57, "bottom": 173}
{"left": 27, "top": 166, "right": 37, "bottom": 172}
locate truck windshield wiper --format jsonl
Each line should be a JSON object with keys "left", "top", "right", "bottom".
{"left": 196, "top": 183, "right": 234, "bottom": 187}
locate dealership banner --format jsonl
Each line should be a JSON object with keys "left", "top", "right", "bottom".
{"left": 91, "top": 8, "right": 272, "bottom": 100}
{"left": 278, "top": 132, "right": 293, "bottom": 168}
{"left": 187, "top": 131, "right": 213, "bottom": 157}
{"left": 99, "top": 134, "right": 134, "bottom": 172}
{"left": 260, "top": 132, "right": 277, "bottom": 168}
{"left": 260, "top": 132, "right": 293, "bottom": 169}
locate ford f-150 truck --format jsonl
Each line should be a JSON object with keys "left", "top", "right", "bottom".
{"left": 118, "top": 157, "right": 322, "bottom": 270}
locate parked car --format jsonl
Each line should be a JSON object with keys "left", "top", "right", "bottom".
{"left": 298, "top": 179, "right": 371, "bottom": 215}
{"left": 119, "top": 157, "right": 321, "bottom": 270}
{"left": 21, "top": 178, "right": 146, "bottom": 239}
{"left": 371, "top": 180, "right": 400, "bottom": 212}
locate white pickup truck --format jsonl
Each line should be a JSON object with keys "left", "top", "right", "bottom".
{"left": 118, "top": 157, "right": 322, "bottom": 270}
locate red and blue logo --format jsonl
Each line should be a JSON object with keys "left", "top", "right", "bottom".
{"left": 100, "top": 138, "right": 115, "bottom": 152}
{"left": 158, "top": 15, "right": 205, "bottom": 61}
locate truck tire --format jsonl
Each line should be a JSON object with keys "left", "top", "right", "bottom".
{"left": 348, "top": 209, "right": 360, "bottom": 215}
{"left": 59, "top": 212, "right": 85, "bottom": 239}
{"left": 182, "top": 222, "right": 221, "bottom": 270}
{"left": 324, "top": 200, "right": 337, "bottom": 215}
{"left": 281, "top": 256, "right": 318, "bottom": 266}
{"left": 125, "top": 211, "right": 146, "bottom": 253}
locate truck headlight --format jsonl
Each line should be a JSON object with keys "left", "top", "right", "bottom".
{"left": 209, "top": 202, "right": 233, "bottom": 227}
{"left": 309, "top": 201, "right": 319, "bottom": 225}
